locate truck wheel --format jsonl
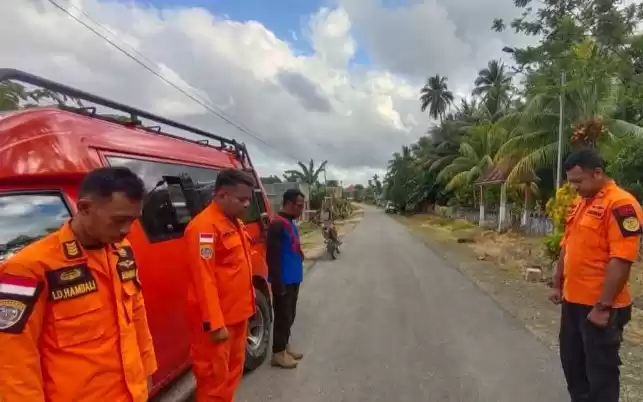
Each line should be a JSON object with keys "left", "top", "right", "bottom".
{"left": 245, "top": 289, "right": 271, "bottom": 372}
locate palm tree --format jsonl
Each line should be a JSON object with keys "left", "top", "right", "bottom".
{"left": 454, "top": 98, "right": 482, "bottom": 124}
{"left": 436, "top": 122, "right": 512, "bottom": 191}
{"left": 283, "top": 159, "right": 328, "bottom": 186}
{"left": 472, "top": 60, "right": 513, "bottom": 120}
{"left": 420, "top": 75, "right": 454, "bottom": 121}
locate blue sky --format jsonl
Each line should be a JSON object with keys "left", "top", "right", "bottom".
{"left": 128, "top": 0, "right": 372, "bottom": 63}
{"left": 134, "top": 0, "right": 324, "bottom": 46}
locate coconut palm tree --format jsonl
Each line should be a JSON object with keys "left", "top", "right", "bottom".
{"left": 283, "top": 159, "right": 328, "bottom": 186}
{"left": 436, "top": 122, "right": 512, "bottom": 191}
{"left": 420, "top": 75, "right": 454, "bottom": 121}
{"left": 472, "top": 60, "right": 513, "bottom": 120}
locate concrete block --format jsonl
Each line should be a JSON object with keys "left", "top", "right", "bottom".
{"left": 524, "top": 267, "right": 542, "bottom": 283}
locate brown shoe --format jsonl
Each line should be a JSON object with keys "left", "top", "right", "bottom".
{"left": 286, "top": 345, "right": 304, "bottom": 360}
{"left": 271, "top": 351, "right": 298, "bottom": 369}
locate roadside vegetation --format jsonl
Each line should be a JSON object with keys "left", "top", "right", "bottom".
{"left": 384, "top": 0, "right": 643, "bottom": 261}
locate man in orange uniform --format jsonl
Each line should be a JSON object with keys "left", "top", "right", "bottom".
{"left": 550, "top": 149, "right": 640, "bottom": 402}
{"left": 184, "top": 169, "right": 256, "bottom": 402}
{"left": 0, "top": 167, "right": 157, "bottom": 402}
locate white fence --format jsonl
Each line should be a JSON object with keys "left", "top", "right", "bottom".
{"left": 437, "top": 205, "right": 554, "bottom": 236}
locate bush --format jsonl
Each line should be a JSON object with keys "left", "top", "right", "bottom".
{"left": 607, "top": 135, "right": 643, "bottom": 202}
{"left": 543, "top": 183, "right": 576, "bottom": 261}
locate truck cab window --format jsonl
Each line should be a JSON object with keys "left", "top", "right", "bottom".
{"left": 0, "top": 193, "right": 71, "bottom": 261}
{"left": 107, "top": 156, "right": 220, "bottom": 242}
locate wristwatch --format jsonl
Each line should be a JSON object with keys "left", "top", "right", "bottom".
{"left": 595, "top": 301, "right": 613, "bottom": 311}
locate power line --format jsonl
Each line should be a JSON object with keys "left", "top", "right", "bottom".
{"left": 45, "top": 0, "right": 309, "bottom": 163}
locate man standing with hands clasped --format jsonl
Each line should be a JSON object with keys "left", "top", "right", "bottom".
{"left": 0, "top": 167, "right": 157, "bottom": 402}
{"left": 267, "top": 189, "right": 306, "bottom": 369}
{"left": 550, "top": 149, "right": 641, "bottom": 402}
{"left": 184, "top": 169, "right": 256, "bottom": 402}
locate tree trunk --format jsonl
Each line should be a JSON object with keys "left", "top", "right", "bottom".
{"left": 478, "top": 186, "right": 485, "bottom": 227}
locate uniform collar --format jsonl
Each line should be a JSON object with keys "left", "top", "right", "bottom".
{"left": 208, "top": 202, "right": 241, "bottom": 228}
{"left": 58, "top": 221, "right": 121, "bottom": 262}
{"left": 594, "top": 180, "right": 616, "bottom": 200}
{"left": 57, "top": 222, "right": 89, "bottom": 262}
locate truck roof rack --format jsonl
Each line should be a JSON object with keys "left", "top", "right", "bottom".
{"left": 0, "top": 68, "right": 250, "bottom": 167}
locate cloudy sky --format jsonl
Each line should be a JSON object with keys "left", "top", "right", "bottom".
{"left": 1, "top": 0, "right": 528, "bottom": 184}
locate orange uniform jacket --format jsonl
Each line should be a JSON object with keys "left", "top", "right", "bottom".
{"left": 0, "top": 223, "right": 157, "bottom": 402}
{"left": 562, "top": 181, "right": 643, "bottom": 307}
{"left": 184, "top": 203, "right": 255, "bottom": 341}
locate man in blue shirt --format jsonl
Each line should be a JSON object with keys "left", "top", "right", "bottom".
{"left": 267, "top": 189, "right": 306, "bottom": 369}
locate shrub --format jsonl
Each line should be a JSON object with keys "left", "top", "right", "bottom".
{"left": 543, "top": 183, "right": 576, "bottom": 261}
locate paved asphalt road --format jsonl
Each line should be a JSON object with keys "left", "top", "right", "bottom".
{"left": 236, "top": 206, "right": 570, "bottom": 402}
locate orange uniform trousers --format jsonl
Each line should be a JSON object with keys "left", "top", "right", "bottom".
{"left": 191, "top": 321, "right": 248, "bottom": 402}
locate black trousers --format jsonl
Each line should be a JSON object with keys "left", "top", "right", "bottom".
{"left": 272, "top": 283, "right": 300, "bottom": 353}
{"left": 559, "top": 301, "right": 631, "bottom": 402}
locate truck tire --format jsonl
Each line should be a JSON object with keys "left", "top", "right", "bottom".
{"left": 244, "top": 289, "right": 271, "bottom": 372}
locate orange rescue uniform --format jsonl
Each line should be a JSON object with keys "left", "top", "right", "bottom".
{"left": 562, "top": 181, "right": 643, "bottom": 307}
{"left": 184, "top": 203, "right": 255, "bottom": 402}
{"left": 0, "top": 223, "right": 157, "bottom": 402}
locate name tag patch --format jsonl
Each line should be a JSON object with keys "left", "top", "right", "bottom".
{"left": 0, "top": 275, "right": 42, "bottom": 334}
{"left": 586, "top": 204, "right": 606, "bottom": 219}
{"left": 46, "top": 265, "right": 98, "bottom": 302}
{"left": 114, "top": 246, "right": 138, "bottom": 284}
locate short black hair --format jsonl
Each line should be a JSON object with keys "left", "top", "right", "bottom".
{"left": 563, "top": 148, "right": 605, "bottom": 172}
{"left": 214, "top": 169, "right": 256, "bottom": 192}
{"left": 78, "top": 167, "right": 145, "bottom": 201}
{"left": 283, "top": 188, "right": 305, "bottom": 206}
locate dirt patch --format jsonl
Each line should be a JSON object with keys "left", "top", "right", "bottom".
{"left": 397, "top": 214, "right": 643, "bottom": 402}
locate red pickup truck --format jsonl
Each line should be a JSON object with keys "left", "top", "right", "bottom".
{"left": 0, "top": 69, "right": 273, "bottom": 397}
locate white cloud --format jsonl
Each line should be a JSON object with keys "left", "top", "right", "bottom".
{"left": 0, "top": 0, "right": 526, "bottom": 184}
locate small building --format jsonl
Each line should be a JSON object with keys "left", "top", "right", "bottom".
{"left": 262, "top": 182, "right": 311, "bottom": 221}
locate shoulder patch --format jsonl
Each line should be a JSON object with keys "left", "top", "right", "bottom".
{"left": 62, "top": 240, "right": 83, "bottom": 260}
{"left": 200, "top": 244, "right": 214, "bottom": 260}
{"left": 0, "top": 275, "right": 42, "bottom": 334}
{"left": 46, "top": 264, "right": 98, "bottom": 302}
{"left": 612, "top": 203, "right": 642, "bottom": 238}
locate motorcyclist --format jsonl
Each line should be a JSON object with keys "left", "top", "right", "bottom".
{"left": 323, "top": 219, "right": 341, "bottom": 252}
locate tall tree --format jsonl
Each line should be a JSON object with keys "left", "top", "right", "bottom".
{"left": 420, "top": 75, "right": 454, "bottom": 121}
{"left": 472, "top": 60, "right": 513, "bottom": 120}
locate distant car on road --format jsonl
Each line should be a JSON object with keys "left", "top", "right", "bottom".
{"left": 385, "top": 202, "right": 397, "bottom": 214}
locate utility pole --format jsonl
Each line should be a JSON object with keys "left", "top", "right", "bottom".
{"left": 556, "top": 71, "right": 566, "bottom": 189}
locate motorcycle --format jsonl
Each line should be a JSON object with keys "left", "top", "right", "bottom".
{"left": 322, "top": 226, "right": 340, "bottom": 260}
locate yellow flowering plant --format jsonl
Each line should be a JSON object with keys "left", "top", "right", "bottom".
{"left": 543, "top": 183, "right": 576, "bottom": 261}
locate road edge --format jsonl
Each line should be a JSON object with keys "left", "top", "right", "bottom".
{"left": 395, "top": 215, "right": 562, "bottom": 353}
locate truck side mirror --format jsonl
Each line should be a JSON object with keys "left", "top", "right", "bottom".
{"left": 163, "top": 174, "right": 207, "bottom": 218}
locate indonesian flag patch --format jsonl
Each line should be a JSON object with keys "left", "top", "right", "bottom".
{"left": 199, "top": 233, "right": 214, "bottom": 244}
{"left": 0, "top": 275, "right": 38, "bottom": 297}
{"left": 0, "top": 275, "right": 41, "bottom": 334}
